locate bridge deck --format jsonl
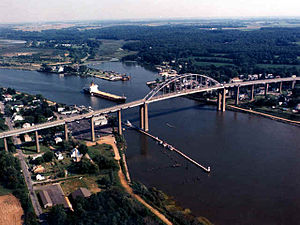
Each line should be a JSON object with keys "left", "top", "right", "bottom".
{"left": 0, "top": 77, "right": 298, "bottom": 139}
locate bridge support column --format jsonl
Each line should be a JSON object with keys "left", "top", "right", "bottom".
{"left": 265, "top": 83, "right": 269, "bottom": 97}
{"left": 118, "top": 110, "right": 122, "bottom": 135}
{"left": 64, "top": 123, "right": 69, "bottom": 141}
{"left": 222, "top": 88, "right": 226, "bottom": 112}
{"left": 90, "top": 117, "right": 95, "bottom": 142}
{"left": 3, "top": 137, "right": 8, "bottom": 152}
{"left": 250, "top": 84, "right": 255, "bottom": 101}
{"left": 279, "top": 82, "right": 282, "bottom": 94}
{"left": 144, "top": 103, "right": 149, "bottom": 132}
{"left": 217, "top": 90, "right": 222, "bottom": 111}
{"left": 235, "top": 86, "right": 240, "bottom": 105}
{"left": 292, "top": 80, "right": 296, "bottom": 89}
{"left": 35, "top": 131, "right": 40, "bottom": 153}
{"left": 139, "top": 105, "right": 145, "bottom": 130}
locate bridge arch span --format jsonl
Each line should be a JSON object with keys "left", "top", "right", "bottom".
{"left": 143, "top": 73, "right": 220, "bottom": 101}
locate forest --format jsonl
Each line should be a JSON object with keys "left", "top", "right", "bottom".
{"left": 2, "top": 25, "right": 300, "bottom": 82}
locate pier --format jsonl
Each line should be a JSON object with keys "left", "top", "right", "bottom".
{"left": 125, "top": 122, "right": 211, "bottom": 173}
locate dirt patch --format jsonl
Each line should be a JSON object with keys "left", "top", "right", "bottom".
{"left": 0, "top": 194, "right": 24, "bottom": 225}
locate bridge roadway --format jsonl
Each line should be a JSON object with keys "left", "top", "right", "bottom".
{"left": 0, "top": 76, "right": 299, "bottom": 139}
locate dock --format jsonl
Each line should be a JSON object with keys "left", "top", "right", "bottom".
{"left": 124, "top": 122, "right": 210, "bottom": 173}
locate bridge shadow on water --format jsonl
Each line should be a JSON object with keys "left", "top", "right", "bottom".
{"left": 128, "top": 103, "right": 217, "bottom": 123}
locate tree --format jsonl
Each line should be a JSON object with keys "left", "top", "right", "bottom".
{"left": 43, "top": 151, "right": 54, "bottom": 162}
{"left": 78, "top": 144, "right": 88, "bottom": 156}
{"left": 48, "top": 205, "right": 67, "bottom": 225}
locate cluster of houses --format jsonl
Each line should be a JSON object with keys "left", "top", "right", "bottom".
{"left": 32, "top": 146, "right": 85, "bottom": 182}
{"left": 57, "top": 105, "right": 93, "bottom": 116}
{"left": 230, "top": 73, "right": 284, "bottom": 83}
{"left": 2, "top": 93, "right": 54, "bottom": 126}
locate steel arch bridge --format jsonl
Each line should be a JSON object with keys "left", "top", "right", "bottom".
{"left": 143, "top": 73, "right": 221, "bottom": 102}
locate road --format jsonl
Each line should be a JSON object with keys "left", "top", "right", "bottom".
{"left": 17, "top": 149, "right": 43, "bottom": 218}
{"left": 2, "top": 101, "right": 44, "bottom": 220}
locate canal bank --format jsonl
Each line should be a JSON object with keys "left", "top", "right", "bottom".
{"left": 0, "top": 63, "right": 299, "bottom": 225}
{"left": 227, "top": 105, "right": 300, "bottom": 126}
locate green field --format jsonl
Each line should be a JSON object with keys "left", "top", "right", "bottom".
{"left": 294, "top": 41, "right": 300, "bottom": 46}
{"left": 257, "top": 63, "right": 300, "bottom": 69}
{"left": 195, "top": 61, "right": 234, "bottom": 67}
{"left": 96, "top": 39, "right": 137, "bottom": 60}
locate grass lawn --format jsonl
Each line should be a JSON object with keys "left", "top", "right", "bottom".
{"left": 88, "top": 143, "right": 114, "bottom": 159}
{"left": 60, "top": 175, "right": 102, "bottom": 195}
{"left": 21, "top": 144, "right": 50, "bottom": 155}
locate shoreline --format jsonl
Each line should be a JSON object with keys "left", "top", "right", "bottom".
{"left": 227, "top": 105, "right": 300, "bottom": 126}
{"left": 86, "top": 135, "right": 173, "bottom": 225}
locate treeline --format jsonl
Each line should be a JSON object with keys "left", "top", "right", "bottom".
{"left": 0, "top": 151, "right": 38, "bottom": 224}
{"left": 47, "top": 187, "right": 164, "bottom": 225}
{"left": 2, "top": 25, "right": 300, "bottom": 80}
{"left": 132, "top": 182, "right": 211, "bottom": 225}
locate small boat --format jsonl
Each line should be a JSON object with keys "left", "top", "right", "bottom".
{"left": 126, "top": 120, "right": 132, "bottom": 127}
{"left": 166, "top": 123, "right": 176, "bottom": 128}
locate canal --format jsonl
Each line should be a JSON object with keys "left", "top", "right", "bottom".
{"left": 0, "top": 62, "right": 299, "bottom": 225}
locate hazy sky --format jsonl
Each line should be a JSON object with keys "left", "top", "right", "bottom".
{"left": 0, "top": 0, "right": 299, "bottom": 23}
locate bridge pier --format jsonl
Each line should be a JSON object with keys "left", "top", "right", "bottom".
{"left": 222, "top": 88, "right": 226, "bottom": 112}
{"left": 279, "top": 82, "right": 283, "bottom": 94}
{"left": 292, "top": 80, "right": 296, "bottom": 89}
{"left": 217, "top": 90, "right": 222, "bottom": 111}
{"left": 64, "top": 123, "right": 69, "bottom": 141}
{"left": 90, "top": 117, "right": 95, "bottom": 142}
{"left": 250, "top": 84, "right": 255, "bottom": 101}
{"left": 3, "top": 137, "right": 8, "bottom": 152}
{"left": 35, "top": 131, "right": 40, "bottom": 153}
{"left": 118, "top": 110, "right": 122, "bottom": 135}
{"left": 264, "top": 83, "right": 269, "bottom": 97}
{"left": 139, "top": 105, "right": 145, "bottom": 130}
{"left": 235, "top": 86, "right": 240, "bottom": 105}
{"left": 144, "top": 103, "right": 149, "bottom": 132}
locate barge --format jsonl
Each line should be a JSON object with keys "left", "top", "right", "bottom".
{"left": 83, "top": 82, "right": 126, "bottom": 103}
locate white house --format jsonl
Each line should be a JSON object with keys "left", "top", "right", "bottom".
{"left": 22, "top": 123, "right": 31, "bottom": 128}
{"left": 36, "top": 174, "right": 45, "bottom": 181}
{"left": 3, "top": 94, "right": 13, "bottom": 102}
{"left": 23, "top": 134, "right": 32, "bottom": 142}
{"left": 57, "top": 107, "right": 65, "bottom": 112}
{"left": 94, "top": 115, "right": 108, "bottom": 126}
{"left": 70, "top": 148, "right": 83, "bottom": 162}
{"left": 54, "top": 137, "right": 63, "bottom": 144}
{"left": 12, "top": 114, "right": 24, "bottom": 122}
{"left": 55, "top": 152, "right": 64, "bottom": 160}
{"left": 32, "top": 154, "right": 43, "bottom": 160}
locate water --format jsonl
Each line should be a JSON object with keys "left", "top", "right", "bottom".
{"left": 0, "top": 63, "right": 299, "bottom": 225}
